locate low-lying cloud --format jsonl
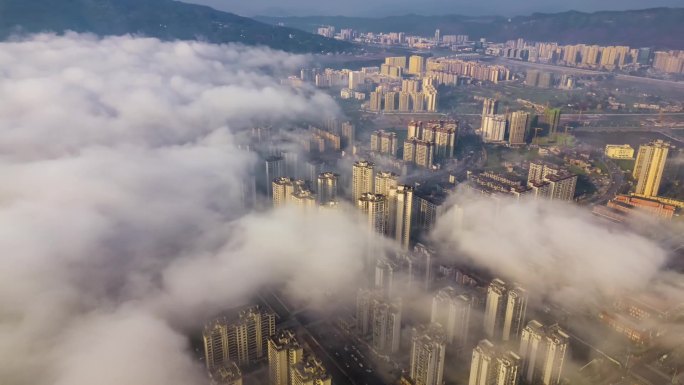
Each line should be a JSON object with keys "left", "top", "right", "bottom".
{"left": 0, "top": 33, "right": 366, "bottom": 385}
{"left": 432, "top": 193, "right": 676, "bottom": 310}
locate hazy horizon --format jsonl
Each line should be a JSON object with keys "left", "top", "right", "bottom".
{"left": 182, "top": 0, "right": 683, "bottom": 18}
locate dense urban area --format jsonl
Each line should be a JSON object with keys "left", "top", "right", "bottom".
{"left": 200, "top": 23, "right": 684, "bottom": 385}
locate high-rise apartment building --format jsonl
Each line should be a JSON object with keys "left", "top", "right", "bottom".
{"left": 482, "top": 98, "right": 498, "bottom": 117}
{"left": 508, "top": 111, "right": 530, "bottom": 145}
{"left": 272, "top": 177, "right": 306, "bottom": 208}
{"left": 375, "top": 171, "right": 399, "bottom": 196}
{"left": 519, "top": 321, "right": 569, "bottom": 385}
{"left": 408, "top": 121, "right": 423, "bottom": 139}
{"left": 431, "top": 287, "right": 472, "bottom": 351}
{"left": 203, "top": 306, "right": 276, "bottom": 369}
{"left": 389, "top": 185, "right": 414, "bottom": 249}
{"left": 423, "top": 83, "right": 438, "bottom": 112}
{"left": 371, "top": 130, "right": 399, "bottom": 157}
{"left": 407, "top": 120, "right": 457, "bottom": 161}
{"left": 210, "top": 362, "right": 243, "bottom": 385}
{"left": 527, "top": 162, "right": 561, "bottom": 185}
{"left": 402, "top": 79, "right": 420, "bottom": 93}
{"left": 352, "top": 160, "right": 375, "bottom": 203}
{"left": 409, "top": 324, "right": 447, "bottom": 385}
{"left": 399, "top": 92, "right": 411, "bottom": 112}
{"left": 358, "top": 193, "right": 388, "bottom": 235}
{"left": 480, "top": 98, "right": 499, "bottom": 129}
{"left": 265, "top": 155, "right": 286, "bottom": 197}
{"left": 481, "top": 115, "right": 507, "bottom": 142}
{"left": 431, "top": 125, "right": 457, "bottom": 160}
{"left": 525, "top": 70, "right": 540, "bottom": 87}
{"left": 290, "top": 356, "right": 331, "bottom": 385}
{"left": 544, "top": 108, "right": 562, "bottom": 134}
{"left": 502, "top": 284, "right": 528, "bottom": 341}
{"left": 369, "top": 90, "right": 383, "bottom": 111}
{"left": 545, "top": 173, "right": 578, "bottom": 201}
{"left": 375, "top": 171, "right": 399, "bottom": 234}
{"left": 356, "top": 289, "right": 374, "bottom": 336}
{"left": 385, "top": 92, "right": 398, "bottom": 112}
{"left": 527, "top": 162, "right": 577, "bottom": 201}
{"left": 268, "top": 330, "right": 304, "bottom": 385}
{"left": 483, "top": 279, "right": 507, "bottom": 341}
{"left": 291, "top": 190, "right": 317, "bottom": 210}
{"left": 408, "top": 55, "right": 426, "bottom": 75}
{"left": 385, "top": 56, "right": 408, "bottom": 68}
{"left": 415, "top": 193, "right": 447, "bottom": 234}
{"left": 404, "top": 139, "right": 435, "bottom": 168}
{"left": 484, "top": 279, "right": 527, "bottom": 341}
{"left": 469, "top": 339, "right": 521, "bottom": 385}
{"left": 412, "top": 92, "right": 425, "bottom": 112}
{"left": 341, "top": 122, "right": 355, "bottom": 150}
{"left": 633, "top": 140, "right": 670, "bottom": 197}
{"left": 372, "top": 297, "right": 402, "bottom": 354}
{"left": 375, "top": 258, "right": 398, "bottom": 297}
{"left": 316, "top": 172, "right": 338, "bottom": 205}
{"left": 348, "top": 71, "right": 365, "bottom": 90}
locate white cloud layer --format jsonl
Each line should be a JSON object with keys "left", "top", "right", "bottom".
{"left": 0, "top": 33, "right": 366, "bottom": 385}
{"left": 432, "top": 194, "right": 676, "bottom": 309}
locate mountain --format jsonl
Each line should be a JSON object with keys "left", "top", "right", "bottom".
{"left": 256, "top": 8, "right": 684, "bottom": 49}
{"left": 0, "top": 0, "right": 353, "bottom": 53}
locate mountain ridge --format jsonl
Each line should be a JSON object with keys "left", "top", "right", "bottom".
{"left": 255, "top": 8, "right": 684, "bottom": 49}
{"left": 0, "top": 0, "right": 353, "bottom": 53}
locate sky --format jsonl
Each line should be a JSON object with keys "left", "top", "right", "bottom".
{"left": 182, "top": 0, "right": 683, "bottom": 17}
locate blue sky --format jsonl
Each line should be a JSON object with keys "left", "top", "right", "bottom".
{"left": 183, "top": 0, "right": 683, "bottom": 17}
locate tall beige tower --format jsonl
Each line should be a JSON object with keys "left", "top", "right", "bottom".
{"left": 203, "top": 306, "right": 276, "bottom": 368}
{"left": 357, "top": 193, "right": 388, "bottom": 235}
{"left": 469, "top": 339, "right": 521, "bottom": 385}
{"left": 502, "top": 284, "right": 528, "bottom": 341}
{"left": 508, "top": 111, "right": 529, "bottom": 145}
{"left": 352, "top": 160, "right": 375, "bottom": 203}
{"left": 409, "top": 324, "right": 447, "bottom": 385}
{"left": 484, "top": 279, "right": 527, "bottom": 341}
{"left": 272, "top": 177, "right": 296, "bottom": 208}
{"left": 408, "top": 55, "right": 426, "bottom": 75}
{"left": 431, "top": 287, "right": 472, "bottom": 351}
{"left": 290, "top": 355, "right": 331, "bottom": 385}
{"left": 375, "top": 171, "right": 399, "bottom": 196}
{"left": 633, "top": 140, "right": 670, "bottom": 197}
{"left": 268, "top": 330, "right": 303, "bottom": 385}
{"left": 316, "top": 172, "right": 338, "bottom": 205}
{"left": 389, "top": 185, "right": 414, "bottom": 249}
{"left": 520, "top": 321, "right": 569, "bottom": 385}
{"left": 372, "top": 297, "right": 402, "bottom": 354}
{"left": 483, "top": 279, "right": 507, "bottom": 340}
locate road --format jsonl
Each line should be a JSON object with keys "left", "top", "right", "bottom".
{"left": 495, "top": 57, "right": 684, "bottom": 89}
{"left": 585, "top": 157, "right": 625, "bottom": 205}
{"left": 259, "top": 288, "right": 389, "bottom": 385}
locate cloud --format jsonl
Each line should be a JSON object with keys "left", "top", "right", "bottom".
{"left": 0, "top": 33, "right": 366, "bottom": 385}
{"left": 431, "top": 193, "right": 674, "bottom": 309}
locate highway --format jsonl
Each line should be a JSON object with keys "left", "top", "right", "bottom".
{"left": 495, "top": 57, "right": 684, "bottom": 89}
{"left": 259, "top": 288, "right": 389, "bottom": 385}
